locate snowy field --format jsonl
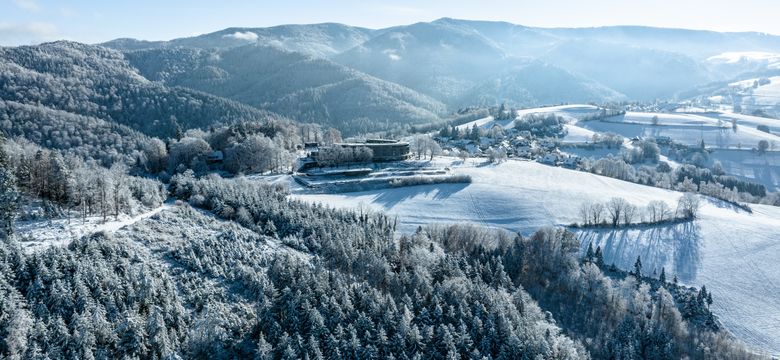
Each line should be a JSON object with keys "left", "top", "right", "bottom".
{"left": 456, "top": 104, "right": 603, "bottom": 133}
{"left": 708, "top": 52, "right": 780, "bottom": 70}
{"left": 291, "top": 157, "right": 780, "bottom": 355}
{"left": 578, "top": 111, "right": 780, "bottom": 150}
{"left": 706, "top": 149, "right": 780, "bottom": 191}
{"left": 730, "top": 76, "right": 780, "bottom": 107}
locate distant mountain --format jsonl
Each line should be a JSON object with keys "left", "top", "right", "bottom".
{"left": 103, "top": 23, "right": 375, "bottom": 58}
{"left": 456, "top": 62, "right": 625, "bottom": 106}
{"left": 540, "top": 25, "right": 780, "bottom": 60}
{"left": 124, "top": 45, "right": 446, "bottom": 135}
{"left": 0, "top": 41, "right": 287, "bottom": 139}
{"left": 99, "top": 18, "right": 780, "bottom": 112}
{"left": 334, "top": 20, "right": 513, "bottom": 104}
{"left": 540, "top": 39, "right": 710, "bottom": 100}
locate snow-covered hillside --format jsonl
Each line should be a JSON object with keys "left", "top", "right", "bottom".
{"left": 707, "top": 52, "right": 780, "bottom": 70}
{"left": 579, "top": 111, "right": 779, "bottom": 149}
{"left": 730, "top": 76, "right": 780, "bottom": 108}
{"left": 456, "top": 104, "right": 603, "bottom": 132}
{"left": 292, "top": 157, "right": 780, "bottom": 355}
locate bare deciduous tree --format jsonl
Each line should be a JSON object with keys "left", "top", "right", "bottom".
{"left": 677, "top": 193, "right": 701, "bottom": 219}
{"left": 607, "top": 197, "right": 629, "bottom": 227}
{"left": 646, "top": 200, "right": 671, "bottom": 223}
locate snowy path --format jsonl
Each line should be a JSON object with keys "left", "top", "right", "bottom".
{"left": 17, "top": 200, "right": 176, "bottom": 253}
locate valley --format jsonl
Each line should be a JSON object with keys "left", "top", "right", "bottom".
{"left": 1, "top": 10, "right": 779, "bottom": 359}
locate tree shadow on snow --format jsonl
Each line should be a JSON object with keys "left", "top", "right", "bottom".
{"left": 576, "top": 221, "right": 701, "bottom": 282}
{"left": 372, "top": 183, "right": 469, "bottom": 208}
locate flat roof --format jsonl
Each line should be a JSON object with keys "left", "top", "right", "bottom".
{"left": 336, "top": 142, "right": 409, "bottom": 147}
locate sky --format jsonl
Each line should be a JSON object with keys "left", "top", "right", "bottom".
{"left": 2, "top": 0, "right": 780, "bottom": 46}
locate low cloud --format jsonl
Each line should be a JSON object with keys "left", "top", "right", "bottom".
{"left": 13, "top": 0, "right": 41, "bottom": 12}
{"left": 223, "top": 31, "right": 258, "bottom": 41}
{"left": 0, "top": 22, "right": 59, "bottom": 46}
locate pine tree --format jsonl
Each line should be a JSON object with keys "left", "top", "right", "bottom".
{"left": 585, "top": 243, "right": 594, "bottom": 263}
{"left": 470, "top": 124, "right": 480, "bottom": 140}
{"left": 594, "top": 246, "right": 604, "bottom": 267}
{"left": 633, "top": 256, "right": 642, "bottom": 280}
{"left": 659, "top": 267, "right": 666, "bottom": 285}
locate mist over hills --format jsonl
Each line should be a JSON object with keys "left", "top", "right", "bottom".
{"left": 102, "top": 18, "right": 780, "bottom": 118}
{"left": 3, "top": 19, "right": 779, "bottom": 140}
{"left": 123, "top": 45, "right": 447, "bottom": 135}
{"left": 103, "top": 23, "right": 377, "bottom": 58}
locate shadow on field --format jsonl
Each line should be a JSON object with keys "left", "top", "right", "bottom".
{"left": 373, "top": 183, "right": 469, "bottom": 208}
{"left": 576, "top": 221, "right": 701, "bottom": 282}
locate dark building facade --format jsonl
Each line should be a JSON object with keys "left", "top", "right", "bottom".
{"left": 336, "top": 139, "right": 411, "bottom": 162}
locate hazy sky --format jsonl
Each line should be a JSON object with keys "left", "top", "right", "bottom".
{"left": 2, "top": 0, "right": 779, "bottom": 45}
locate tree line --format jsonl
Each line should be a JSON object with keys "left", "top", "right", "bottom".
{"left": 577, "top": 195, "right": 700, "bottom": 228}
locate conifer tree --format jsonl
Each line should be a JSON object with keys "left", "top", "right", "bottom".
{"left": 633, "top": 256, "right": 643, "bottom": 280}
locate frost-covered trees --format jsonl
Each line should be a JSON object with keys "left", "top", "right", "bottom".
{"left": 411, "top": 135, "right": 440, "bottom": 160}
{"left": 3, "top": 140, "right": 166, "bottom": 220}
{"left": 223, "top": 134, "right": 293, "bottom": 174}
{"left": 580, "top": 198, "right": 680, "bottom": 227}
{"left": 457, "top": 150, "right": 469, "bottom": 163}
{"left": 607, "top": 197, "right": 629, "bottom": 227}
{"left": 0, "top": 138, "right": 17, "bottom": 240}
{"left": 646, "top": 200, "right": 672, "bottom": 222}
{"left": 316, "top": 146, "right": 373, "bottom": 167}
{"left": 487, "top": 147, "right": 507, "bottom": 163}
{"left": 579, "top": 201, "right": 605, "bottom": 225}
{"left": 169, "top": 137, "right": 211, "bottom": 173}
{"left": 677, "top": 193, "right": 701, "bottom": 219}
{"left": 514, "top": 113, "right": 567, "bottom": 138}
{"left": 623, "top": 139, "right": 660, "bottom": 164}
{"left": 140, "top": 138, "right": 168, "bottom": 173}
{"left": 0, "top": 172, "right": 756, "bottom": 359}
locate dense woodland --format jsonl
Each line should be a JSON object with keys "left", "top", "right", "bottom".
{"left": 123, "top": 45, "right": 447, "bottom": 136}
{"left": 0, "top": 172, "right": 757, "bottom": 358}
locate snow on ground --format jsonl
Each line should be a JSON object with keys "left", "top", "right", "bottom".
{"left": 708, "top": 52, "right": 780, "bottom": 69}
{"left": 562, "top": 123, "right": 597, "bottom": 143}
{"left": 707, "top": 149, "right": 780, "bottom": 191}
{"left": 455, "top": 105, "right": 602, "bottom": 132}
{"left": 454, "top": 115, "right": 496, "bottom": 131}
{"left": 16, "top": 202, "right": 174, "bottom": 252}
{"left": 729, "top": 76, "right": 780, "bottom": 107}
{"left": 291, "top": 157, "right": 780, "bottom": 355}
{"left": 748, "top": 76, "right": 780, "bottom": 107}
{"left": 580, "top": 111, "right": 780, "bottom": 150}
{"left": 713, "top": 112, "right": 780, "bottom": 134}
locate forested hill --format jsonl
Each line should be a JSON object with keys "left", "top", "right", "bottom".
{"left": 123, "top": 45, "right": 447, "bottom": 136}
{"left": 0, "top": 41, "right": 290, "bottom": 140}
{"left": 0, "top": 172, "right": 758, "bottom": 359}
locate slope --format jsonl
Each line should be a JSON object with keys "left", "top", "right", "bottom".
{"left": 103, "top": 22, "right": 375, "bottom": 58}
{"left": 292, "top": 158, "right": 780, "bottom": 354}
{"left": 0, "top": 41, "right": 289, "bottom": 139}
{"left": 124, "top": 45, "right": 446, "bottom": 135}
